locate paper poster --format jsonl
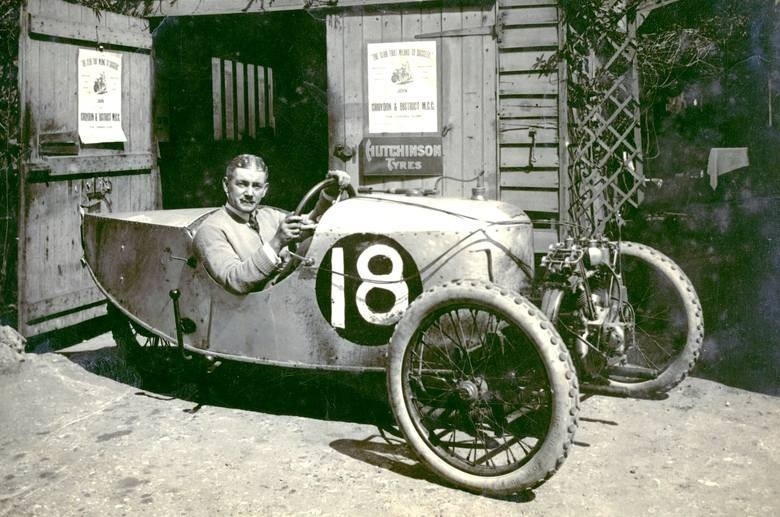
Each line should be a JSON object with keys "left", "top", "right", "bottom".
{"left": 78, "top": 49, "right": 126, "bottom": 144}
{"left": 367, "top": 41, "right": 438, "bottom": 134}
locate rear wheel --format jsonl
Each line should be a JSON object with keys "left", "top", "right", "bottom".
{"left": 108, "top": 304, "right": 178, "bottom": 378}
{"left": 387, "top": 281, "right": 579, "bottom": 496}
{"left": 542, "top": 242, "right": 703, "bottom": 398}
{"left": 605, "top": 242, "right": 703, "bottom": 396}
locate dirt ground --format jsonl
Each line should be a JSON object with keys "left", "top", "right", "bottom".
{"left": 0, "top": 331, "right": 778, "bottom": 517}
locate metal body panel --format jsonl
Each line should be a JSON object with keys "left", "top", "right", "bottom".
{"left": 82, "top": 196, "right": 534, "bottom": 371}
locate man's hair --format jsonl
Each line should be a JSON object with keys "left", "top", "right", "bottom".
{"left": 225, "top": 154, "right": 268, "bottom": 181}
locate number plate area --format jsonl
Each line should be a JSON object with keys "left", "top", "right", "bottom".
{"left": 316, "top": 234, "right": 423, "bottom": 346}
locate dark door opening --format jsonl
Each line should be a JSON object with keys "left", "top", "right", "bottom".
{"left": 151, "top": 12, "right": 329, "bottom": 210}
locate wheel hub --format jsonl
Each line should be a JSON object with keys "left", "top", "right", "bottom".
{"left": 456, "top": 377, "right": 488, "bottom": 402}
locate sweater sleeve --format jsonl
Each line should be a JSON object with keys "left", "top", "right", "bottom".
{"left": 308, "top": 189, "right": 337, "bottom": 222}
{"left": 193, "top": 224, "right": 280, "bottom": 294}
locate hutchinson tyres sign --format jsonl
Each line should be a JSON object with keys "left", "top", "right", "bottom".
{"left": 360, "top": 136, "right": 443, "bottom": 176}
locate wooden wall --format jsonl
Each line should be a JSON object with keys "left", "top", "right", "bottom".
{"left": 497, "top": 0, "right": 564, "bottom": 250}
{"left": 326, "top": 0, "right": 566, "bottom": 250}
{"left": 326, "top": 2, "right": 499, "bottom": 198}
{"left": 18, "top": 0, "right": 159, "bottom": 336}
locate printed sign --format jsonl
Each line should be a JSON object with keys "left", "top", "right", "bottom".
{"left": 367, "top": 41, "right": 438, "bottom": 133}
{"left": 78, "top": 49, "right": 126, "bottom": 144}
{"left": 315, "top": 234, "right": 422, "bottom": 346}
{"left": 360, "top": 136, "right": 443, "bottom": 176}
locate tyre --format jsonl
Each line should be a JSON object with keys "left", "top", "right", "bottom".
{"left": 604, "top": 242, "right": 703, "bottom": 396}
{"left": 386, "top": 281, "right": 579, "bottom": 496}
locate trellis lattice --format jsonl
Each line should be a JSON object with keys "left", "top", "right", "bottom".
{"left": 566, "top": 5, "right": 645, "bottom": 237}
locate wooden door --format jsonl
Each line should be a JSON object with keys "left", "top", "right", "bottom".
{"left": 18, "top": 0, "right": 160, "bottom": 336}
{"left": 326, "top": 2, "right": 498, "bottom": 199}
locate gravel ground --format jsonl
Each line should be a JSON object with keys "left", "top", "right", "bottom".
{"left": 0, "top": 332, "right": 778, "bottom": 516}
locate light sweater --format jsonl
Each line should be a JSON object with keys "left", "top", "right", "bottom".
{"left": 193, "top": 205, "right": 286, "bottom": 294}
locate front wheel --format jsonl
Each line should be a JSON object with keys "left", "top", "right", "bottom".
{"left": 387, "top": 281, "right": 579, "bottom": 496}
{"left": 605, "top": 242, "right": 704, "bottom": 396}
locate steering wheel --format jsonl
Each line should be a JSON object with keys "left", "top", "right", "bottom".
{"left": 287, "top": 177, "right": 356, "bottom": 253}
{"left": 292, "top": 177, "right": 356, "bottom": 217}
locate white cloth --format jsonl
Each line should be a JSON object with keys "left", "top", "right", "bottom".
{"left": 707, "top": 147, "right": 749, "bottom": 190}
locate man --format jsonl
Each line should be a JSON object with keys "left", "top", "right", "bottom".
{"left": 193, "top": 154, "right": 349, "bottom": 294}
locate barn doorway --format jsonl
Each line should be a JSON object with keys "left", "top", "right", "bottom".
{"left": 151, "top": 12, "right": 329, "bottom": 210}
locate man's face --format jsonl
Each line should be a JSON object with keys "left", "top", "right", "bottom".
{"left": 223, "top": 166, "right": 268, "bottom": 215}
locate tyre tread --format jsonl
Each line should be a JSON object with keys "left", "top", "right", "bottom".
{"left": 615, "top": 242, "right": 704, "bottom": 396}
{"left": 387, "top": 280, "right": 579, "bottom": 495}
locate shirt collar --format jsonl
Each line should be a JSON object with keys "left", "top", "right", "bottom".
{"left": 224, "top": 203, "right": 250, "bottom": 222}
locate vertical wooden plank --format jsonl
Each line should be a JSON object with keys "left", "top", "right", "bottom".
{"left": 421, "top": 7, "right": 442, "bottom": 194}
{"left": 401, "top": 8, "right": 423, "bottom": 191}
{"left": 375, "top": 9, "right": 405, "bottom": 192}
{"left": 256, "top": 65, "right": 266, "bottom": 128}
{"left": 340, "top": 13, "right": 364, "bottom": 183}
{"left": 130, "top": 18, "right": 151, "bottom": 157}
{"left": 461, "top": 6, "right": 484, "bottom": 199}
{"left": 27, "top": 184, "right": 42, "bottom": 304}
{"left": 134, "top": 174, "right": 145, "bottom": 213}
{"left": 359, "top": 10, "right": 380, "bottom": 186}
{"left": 60, "top": 1, "right": 81, "bottom": 136}
{"left": 36, "top": 1, "right": 56, "bottom": 138}
{"left": 121, "top": 49, "right": 133, "bottom": 154}
{"left": 247, "top": 63, "right": 256, "bottom": 138}
{"left": 126, "top": 51, "right": 139, "bottom": 155}
{"left": 134, "top": 16, "right": 155, "bottom": 212}
{"left": 17, "top": 0, "right": 31, "bottom": 330}
{"left": 482, "top": 2, "right": 498, "bottom": 200}
{"left": 327, "top": 13, "right": 346, "bottom": 172}
{"left": 33, "top": 1, "right": 67, "bottom": 309}
{"left": 212, "top": 57, "right": 222, "bottom": 140}
{"left": 127, "top": 13, "right": 138, "bottom": 154}
{"left": 22, "top": 185, "right": 39, "bottom": 307}
{"left": 236, "top": 61, "right": 245, "bottom": 138}
{"left": 224, "top": 59, "right": 234, "bottom": 139}
{"left": 22, "top": 0, "right": 39, "bottom": 316}
{"left": 267, "top": 67, "right": 274, "bottom": 129}
{"left": 440, "top": 6, "right": 463, "bottom": 198}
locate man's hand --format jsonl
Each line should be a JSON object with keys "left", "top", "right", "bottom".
{"left": 278, "top": 247, "right": 292, "bottom": 267}
{"left": 299, "top": 215, "right": 317, "bottom": 232}
{"left": 269, "top": 214, "right": 304, "bottom": 251}
{"left": 326, "top": 169, "right": 351, "bottom": 188}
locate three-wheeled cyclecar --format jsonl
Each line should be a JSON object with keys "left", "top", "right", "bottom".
{"left": 81, "top": 179, "right": 703, "bottom": 496}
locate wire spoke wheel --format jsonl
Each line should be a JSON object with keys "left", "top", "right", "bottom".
{"left": 387, "top": 282, "right": 578, "bottom": 496}
{"left": 406, "top": 306, "right": 552, "bottom": 475}
{"left": 606, "top": 242, "right": 703, "bottom": 395}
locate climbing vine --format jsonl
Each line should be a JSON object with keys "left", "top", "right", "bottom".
{"left": 534, "top": 0, "right": 750, "bottom": 236}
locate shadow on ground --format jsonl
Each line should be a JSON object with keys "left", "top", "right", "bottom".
{"left": 28, "top": 315, "right": 393, "bottom": 427}
{"left": 59, "top": 342, "right": 538, "bottom": 502}
{"left": 51, "top": 339, "right": 391, "bottom": 432}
